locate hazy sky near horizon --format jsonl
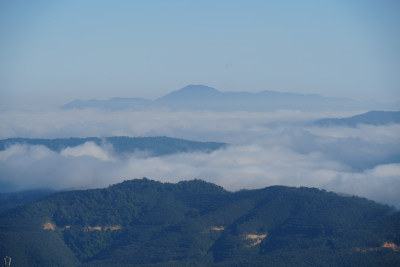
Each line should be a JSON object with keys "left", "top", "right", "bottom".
{"left": 1, "top": 0, "right": 400, "bottom": 108}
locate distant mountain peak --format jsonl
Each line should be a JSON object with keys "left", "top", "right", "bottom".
{"left": 179, "top": 84, "right": 220, "bottom": 93}
{"left": 159, "top": 85, "right": 220, "bottom": 98}
{"left": 155, "top": 85, "right": 221, "bottom": 105}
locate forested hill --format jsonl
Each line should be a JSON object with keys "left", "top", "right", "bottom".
{"left": 0, "top": 178, "right": 399, "bottom": 266}
{"left": 0, "top": 136, "right": 226, "bottom": 156}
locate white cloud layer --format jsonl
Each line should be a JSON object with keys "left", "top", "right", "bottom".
{"left": 60, "top": 142, "right": 114, "bottom": 161}
{"left": 0, "top": 108, "right": 399, "bottom": 207}
{"left": 0, "top": 109, "right": 359, "bottom": 142}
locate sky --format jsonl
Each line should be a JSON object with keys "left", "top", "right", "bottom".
{"left": 0, "top": 0, "right": 399, "bottom": 108}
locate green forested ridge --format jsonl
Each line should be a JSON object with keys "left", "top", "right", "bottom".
{"left": 0, "top": 178, "right": 399, "bottom": 266}
{"left": 0, "top": 136, "right": 226, "bottom": 156}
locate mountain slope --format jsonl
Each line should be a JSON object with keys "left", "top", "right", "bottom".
{"left": 0, "top": 179, "right": 399, "bottom": 266}
{"left": 313, "top": 110, "right": 400, "bottom": 127}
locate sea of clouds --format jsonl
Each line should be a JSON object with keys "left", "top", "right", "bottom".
{"left": 0, "top": 108, "right": 399, "bottom": 207}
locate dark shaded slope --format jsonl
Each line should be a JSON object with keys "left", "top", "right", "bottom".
{"left": 0, "top": 189, "right": 55, "bottom": 215}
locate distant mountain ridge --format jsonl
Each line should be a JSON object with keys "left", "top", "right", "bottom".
{"left": 61, "top": 85, "right": 387, "bottom": 111}
{"left": 0, "top": 136, "right": 226, "bottom": 157}
{"left": 0, "top": 178, "right": 399, "bottom": 266}
{"left": 314, "top": 110, "right": 400, "bottom": 127}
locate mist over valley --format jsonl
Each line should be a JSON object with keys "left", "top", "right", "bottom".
{"left": 1, "top": 86, "right": 399, "bottom": 208}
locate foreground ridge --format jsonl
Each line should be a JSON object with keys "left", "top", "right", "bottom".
{"left": 0, "top": 178, "right": 399, "bottom": 266}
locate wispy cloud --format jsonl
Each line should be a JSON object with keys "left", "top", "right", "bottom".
{"left": 60, "top": 142, "right": 114, "bottom": 161}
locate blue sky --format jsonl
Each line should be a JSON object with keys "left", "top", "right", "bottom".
{"left": 1, "top": 0, "right": 399, "bottom": 108}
